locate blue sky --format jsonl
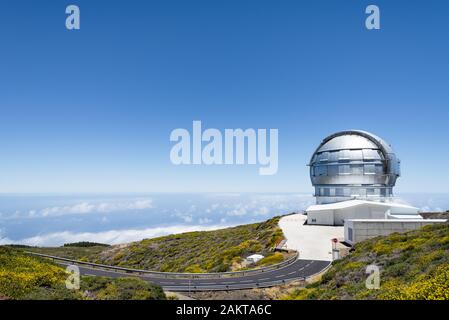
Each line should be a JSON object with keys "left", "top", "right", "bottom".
{"left": 1, "top": 0, "right": 449, "bottom": 193}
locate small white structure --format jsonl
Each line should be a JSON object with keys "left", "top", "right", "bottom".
{"left": 246, "top": 254, "right": 264, "bottom": 264}
{"left": 306, "top": 200, "right": 420, "bottom": 226}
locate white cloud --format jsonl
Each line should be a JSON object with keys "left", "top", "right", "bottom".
{"left": 226, "top": 206, "right": 248, "bottom": 216}
{"left": 223, "top": 193, "right": 315, "bottom": 217}
{"left": 29, "top": 198, "right": 153, "bottom": 218}
{"left": 198, "top": 217, "right": 212, "bottom": 224}
{"left": 0, "top": 224, "right": 230, "bottom": 247}
{"left": 254, "top": 206, "right": 270, "bottom": 216}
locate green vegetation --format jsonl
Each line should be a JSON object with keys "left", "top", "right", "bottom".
{"left": 63, "top": 242, "right": 110, "bottom": 248}
{"left": 256, "top": 252, "right": 285, "bottom": 267}
{"left": 81, "top": 276, "right": 165, "bottom": 300}
{"left": 285, "top": 222, "right": 449, "bottom": 300}
{"left": 29, "top": 217, "right": 286, "bottom": 273}
{"left": 0, "top": 246, "right": 166, "bottom": 300}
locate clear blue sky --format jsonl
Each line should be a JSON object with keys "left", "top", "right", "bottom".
{"left": 0, "top": 0, "right": 448, "bottom": 193}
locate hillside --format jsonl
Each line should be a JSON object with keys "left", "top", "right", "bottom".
{"left": 0, "top": 246, "right": 166, "bottom": 300}
{"left": 28, "top": 217, "right": 286, "bottom": 273}
{"left": 286, "top": 222, "right": 449, "bottom": 300}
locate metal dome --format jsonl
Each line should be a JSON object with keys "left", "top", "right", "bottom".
{"left": 309, "top": 130, "right": 400, "bottom": 204}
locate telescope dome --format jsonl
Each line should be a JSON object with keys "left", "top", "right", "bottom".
{"left": 309, "top": 130, "right": 400, "bottom": 204}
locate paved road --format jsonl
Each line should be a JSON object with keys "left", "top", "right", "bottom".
{"left": 60, "top": 259, "right": 331, "bottom": 291}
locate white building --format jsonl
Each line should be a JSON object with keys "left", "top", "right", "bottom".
{"left": 307, "top": 199, "right": 420, "bottom": 226}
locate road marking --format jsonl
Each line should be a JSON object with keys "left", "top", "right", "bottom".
{"left": 222, "top": 281, "right": 236, "bottom": 284}
{"left": 275, "top": 274, "right": 285, "bottom": 278}
{"left": 288, "top": 271, "right": 296, "bottom": 275}
{"left": 299, "top": 267, "right": 304, "bottom": 271}
{"left": 85, "top": 274, "right": 97, "bottom": 276}
{"left": 240, "top": 280, "right": 253, "bottom": 283}
{"left": 200, "top": 282, "right": 217, "bottom": 285}
{"left": 160, "top": 281, "right": 175, "bottom": 285}
{"left": 259, "top": 278, "right": 270, "bottom": 281}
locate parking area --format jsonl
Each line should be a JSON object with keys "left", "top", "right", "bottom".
{"left": 279, "top": 214, "right": 344, "bottom": 261}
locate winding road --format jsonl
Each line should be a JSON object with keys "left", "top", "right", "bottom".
{"left": 56, "top": 258, "right": 331, "bottom": 291}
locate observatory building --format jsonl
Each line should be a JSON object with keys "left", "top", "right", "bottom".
{"left": 309, "top": 130, "right": 400, "bottom": 205}
{"left": 304, "top": 130, "right": 445, "bottom": 245}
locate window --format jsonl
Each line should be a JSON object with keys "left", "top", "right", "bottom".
{"left": 363, "top": 149, "right": 380, "bottom": 160}
{"left": 323, "top": 188, "right": 330, "bottom": 197}
{"left": 315, "top": 165, "right": 328, "bottom": 176}
{"left": 339, "top": 164, "right": 351, "bottom": 175}
{"left": 338, "top": 150, "right": 351, "bottom": 160}
{"left": 367, "top": 188, "right": 380, "bottom": 196}
{"left": 317, "top": 152, "right": 329, "bottom": 163}
{"left": 351, "top": 164, "right": 363, "bottom": 175}
{"left": 364, "top": 164, "right": 375, "bottom": 174}
{"left": 349, "top": 149, "right": 363, "bottom": 160}
{"left": 348, "top": 228, "right": 353, "bottom": 242}
{"left": 336, "top": 188, "right": 344, "bottom": 197}
{"left": 328, "top": 151, "right": 339, "bottom": 162}
{"left": 375, "top": 165, "right": 384, "bottom": 174}
{"left": 328, "top": 165, "right": 338, "bottom": 176}
{"left": 329, "top": 188, "right": 336, "bottom": 197}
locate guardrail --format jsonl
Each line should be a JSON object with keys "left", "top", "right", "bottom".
{"left": 163, "top": 261, "right": 333, "bottom": 292}
{"left": 26, "top": 251, "right": 299, "bottom": 280}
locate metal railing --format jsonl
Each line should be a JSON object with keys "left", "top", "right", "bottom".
{"left": 26, "top": 251, "right": 299, "bottom": 280}
{"left": 163, "top": 261, "right": 333, "bottom": 292}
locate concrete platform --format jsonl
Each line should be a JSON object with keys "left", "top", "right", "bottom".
{"left": 279, "top": 214, "right": 344, "bottom": 261}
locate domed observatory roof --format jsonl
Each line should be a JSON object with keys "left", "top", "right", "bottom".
{"left": 309, "top": 130, "right": 401, "bottom": 204}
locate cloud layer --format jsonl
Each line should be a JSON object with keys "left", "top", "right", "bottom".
{"left": 0, "top": 224, "right": 228, "bottom": 247}
{"left": 29, "top": 198, "right": 153, "bottom": 218}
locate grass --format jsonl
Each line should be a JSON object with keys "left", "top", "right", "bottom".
{"left": 0, "top": 246, "right": 166, "bottom": 300}
{"left": 285, "top": 222, "right": 449, "bottom": 300}
{"left": 27, "top": 217, "right": 286, "bottom": 273}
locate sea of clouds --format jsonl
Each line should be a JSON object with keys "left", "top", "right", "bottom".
{"left": 0, "top": 193, "right": 447, "bottom": 247}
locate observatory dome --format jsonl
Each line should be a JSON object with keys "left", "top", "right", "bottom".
{"left": 309, "top": 130, "right": 400, "bottom": 204}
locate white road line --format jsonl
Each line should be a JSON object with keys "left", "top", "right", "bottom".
{"left": 259, "top": 278, "right": 270, "bottom": 281}
{"left": 288, "top": 271, "right": 296, "bottom": 275}
{"left": 240, "top": 280, "right": 253, "bottom": 283}
{"left": 275, "top": 274, "right": 285, "bottom": 278}
{"left": 160, "top": 281, "right": 175, "bottom": 285}
{"left": 222, "top": 281, "right": 236, "bottom": 284}
{"left": 201, "top": 282, "right": 217, "bottom": 285}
